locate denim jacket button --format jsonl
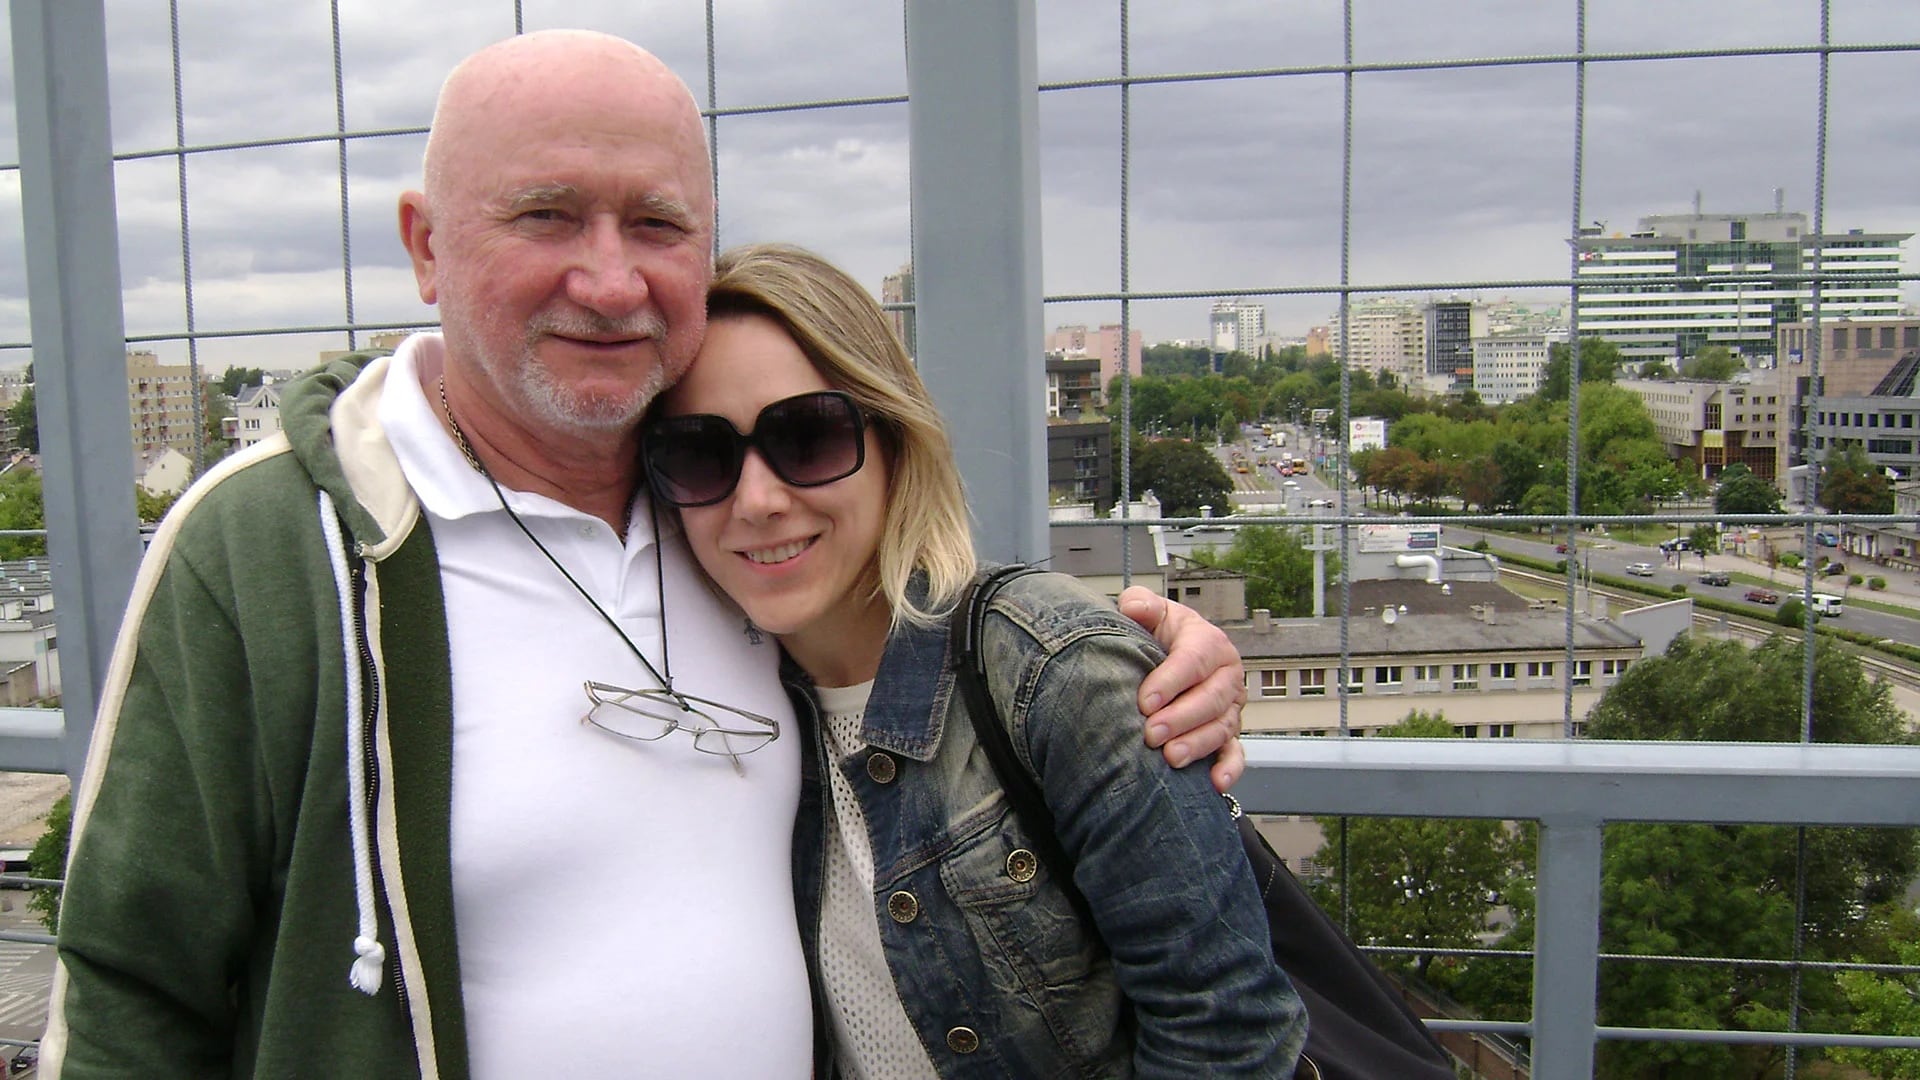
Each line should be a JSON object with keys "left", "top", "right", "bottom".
{"left": 1005, "top": 848, "right": 1038, "bottom": 883}
{"left": 887, "top": 890, "right": 920, "bottom": 923}
{"left": 866, "top": 752, "right": 898, "bottom": 784}
{"left": 945, "top": 1027, "right": 981, "bottom": 1054}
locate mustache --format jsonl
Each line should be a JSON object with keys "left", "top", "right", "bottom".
{"left": 527, "top": 309, "right": 669, "bottom": 340}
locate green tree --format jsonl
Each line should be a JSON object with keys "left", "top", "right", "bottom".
{"left": 1129, "top": 437, "right": 1232, "bottom": 518}
{"left": 1678, "top": 344, "right": 1742, "bottom": 381}
{"left": 1713, "top": 463, "right": 1782, "bottom": 516}
{"left": 1639, "top": 359, "right": 1675, "bottom": 380}
{"left": 1687, "top": 524, "right": 1718, "bottom": 555}
{"left": 135, "top": 487, "right": 180, "bottom": 524}
{"left": 1831, "top": 914, "right": 1920, "bottom": 1078}
{"left": 1311, "top": 710, "right": 1521, "bottom": 982}
{"left": 1536, "top": 335, "right": 1622, "bottom": 402}
{"left": 0, "top": 470, "right": 46, "bottom": 560}
{"left": 1490, "top": 440, "right": 1543, "bottom": 512}
{"left": 1580, "top": 635, "right": 1918, "bottom": 1078}
{"left": 1819, "top": 442, "right": 1894, "bottom": 515}
{"left": 7, "top": 384, "right": 37, "bottom": 454}
{"left": 1198, "top": 524, "right": 1337, "bottom": 617}
{"left": 217, "top": 366, "right": 267, "bottom": 397}
{"left": 28, "top": 793, "right": 70, "bottom": 932}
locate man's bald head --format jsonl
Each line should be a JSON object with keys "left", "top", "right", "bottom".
{"left": 421, "top": 30, "right": 712, "bottom": 213}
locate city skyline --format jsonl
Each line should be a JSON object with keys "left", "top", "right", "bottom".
{"left": 1, "top": 2, "right": 1916, "bottom": 375}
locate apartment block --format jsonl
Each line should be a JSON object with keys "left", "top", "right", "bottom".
{"left": 1209, "top": 299, "right": 1266, "bottom": 357}
{"left": 1046, "top": 323, "right": 1142, "bottom": 388}
{"left": 126, "top": 350, "right": 204, "bottom": 457}
{"left": 1472, "top": 327, "right": 1568, "bottom": 405}
{"left": 1329, "top": 298, "right": 1426, "bottom": 381}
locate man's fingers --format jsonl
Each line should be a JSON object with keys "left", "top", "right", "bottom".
{"left": 1155, "top": 664, "right": 1244, "bottom": 766}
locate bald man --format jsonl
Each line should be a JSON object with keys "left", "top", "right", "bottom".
{"left": 44, "top": 30, "right": 1246, "bottom": 1078}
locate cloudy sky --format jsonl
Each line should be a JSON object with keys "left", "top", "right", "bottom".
{"left": 1, "top": 0, "right": 1917, "bottom": 374}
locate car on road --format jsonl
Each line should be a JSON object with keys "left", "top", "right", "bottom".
{"left": 1625, "top": 562, "right": 1656, "bottom": 577}
{"left": 1814, "top": 530, "right": 1839, "bottom": 546}
{"left": 1307, "top": 497, "right": 1334, "bottom": 508}
{"left": 1822, "top": 562, "right": 1847, "bottom": 577}
{"left": 1555, "top": 542, "right": 1569, "bottom": 554}
{"left": 1698, "top": 571, "right": 1731, "bottom": 586}
{"left": 1658, "top": 537, "right": 1692, "bottom": 554}
{"left": 1745, "top": 588, "right": 1780, "bottom": 605}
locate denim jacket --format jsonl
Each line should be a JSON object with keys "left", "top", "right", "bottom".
{"left": 787, "top": 570, "right": 1306, "bottom": 1079}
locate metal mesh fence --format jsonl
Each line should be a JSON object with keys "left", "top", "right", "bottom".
{"left": 4, "top": 1, "right": 1920, "bottom": 1071}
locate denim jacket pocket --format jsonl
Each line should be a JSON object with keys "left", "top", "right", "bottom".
{"left": 938, "top": 801, "right": 1129, "bottom": 1070}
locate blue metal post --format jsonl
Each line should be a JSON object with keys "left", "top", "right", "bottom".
{"left": 11, "top": 0, "right": 144, "bottom": 781}
{"left": 1532, "top": 817, "right": 1603, "bottom": 1078}
{"left": 904, "top": 0, "right": 1047, "bottom": 563}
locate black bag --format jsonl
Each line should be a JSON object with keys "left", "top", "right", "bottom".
{"left": 951, "top": 565, "right": 1456, "bottom": 1080}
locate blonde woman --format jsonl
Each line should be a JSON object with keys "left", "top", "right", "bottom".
{"left": 643, "top": 244, "right": 1305, "bottom": 1078}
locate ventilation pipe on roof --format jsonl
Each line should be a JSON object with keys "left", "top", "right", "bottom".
{"left": 1396, "top": 553, "right": 1441, "bottom": 584}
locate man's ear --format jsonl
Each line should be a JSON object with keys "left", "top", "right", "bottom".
{"left": 398, "top": 191, "right": 439, "bottom": 305}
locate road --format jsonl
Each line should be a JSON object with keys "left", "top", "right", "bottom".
{"left": 1445, "top": 524, "right": 1920, "bottom": 643}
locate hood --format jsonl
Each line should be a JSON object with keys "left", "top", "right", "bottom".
{"left": 280, "top": 350, "right": 420, "bottom": 560}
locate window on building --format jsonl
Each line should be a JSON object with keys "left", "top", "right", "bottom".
{"left": 1375, "top": 665, "right": 1403, "bottom": 690}
{"left": 1300, "top": 669, "right": 1327, "bottom": 697}
{"left": 1602, "top": 658, "right": 1632, "bottom": 677}
{"left": 1489, "top": 723, "right": 1517, "bottom": 738}
{"left": 1527, "top": 660, "right": 1555, "bottom": 678}
{"left": 1455, "top": 724, "right": 1480, "bottom": 738}
{"left": 1907, "top": 326, "right": 1919, "bottom": 348}
{"left": 1857, "top": 327, "right": 1874, "bottom": 349}
{"left": 1834, "top": 327, "right": 1848, "bottom": 350}
{"left": 1258, "top": 669, "right": 1287, "bottom": 698}
{"left": 1452, "top": 664, "right": 1480, "bottom": 691}
{"left": 1572, "top": 660, "right": 1593, "bottom": 687}
{"left": 1344, "top": 669, "right": 1364, "bottom": 696}
{"left": 1490, "top": 662, "right": 1517, "bottom": 681}
{"left": 1882, "top": 327, "right": 1896, "bottom": 349}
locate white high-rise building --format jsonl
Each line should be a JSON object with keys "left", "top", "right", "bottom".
{"left": 1330, "top": 298, "right": 1426, "bottom": 380}
{"left": 1575, "top": 204, "right": 1908, "bottom": 365}
{"left": 1473, "top": 328, "right": 1570, "bottom": 404}
{"left": 1210, "top": 299, "right": 1266, "bottom": 356}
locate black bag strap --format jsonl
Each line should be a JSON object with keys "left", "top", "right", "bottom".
{"left": 949, "top": 565, "right": 1095, "bottom": 926}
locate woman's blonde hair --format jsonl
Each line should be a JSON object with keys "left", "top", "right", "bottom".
{"left": 703, "top": 243, "right": 977, "bottom": 626}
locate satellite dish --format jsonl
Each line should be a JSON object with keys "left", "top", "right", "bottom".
{"left": 1381, "top": 606, "right": 1398, "bottom": 626}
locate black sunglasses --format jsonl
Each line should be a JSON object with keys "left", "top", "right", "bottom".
{"left": 644, "top": 390, "right": 869, "bottom": 508}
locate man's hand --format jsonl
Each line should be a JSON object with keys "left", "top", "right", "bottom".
{"left": 1118, "top": 586, "right": 1247, "bottom": 793}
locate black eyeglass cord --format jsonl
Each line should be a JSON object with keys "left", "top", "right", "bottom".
{"left": 437, "top": 375, "right": 680, "bottom": 698}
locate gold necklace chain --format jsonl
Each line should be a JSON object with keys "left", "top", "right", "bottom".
{"left": 436, "top": 375, "right": 486, "bottom": 474}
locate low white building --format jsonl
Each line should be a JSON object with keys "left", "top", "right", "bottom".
{"left": 226, "top": 383, "right": 286, "bottom": 451}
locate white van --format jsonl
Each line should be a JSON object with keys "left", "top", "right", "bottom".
{"left": 1810, "top": 593, "right": 1844, "bottom": 617}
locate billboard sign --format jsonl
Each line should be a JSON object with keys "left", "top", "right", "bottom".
{"left": 1358, "top": 523, "right": 1441, "bottom": 553}
{"left": 1349, "top": 417, "right": 1387, "bottom": 452}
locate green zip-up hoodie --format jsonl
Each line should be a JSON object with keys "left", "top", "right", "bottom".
{"left": 46, "top": 352, "right": 472, "bottom": 1078}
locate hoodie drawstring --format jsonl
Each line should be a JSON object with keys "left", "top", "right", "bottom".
{"left": 319, "top": 490, "right": 386, "bottom": 995}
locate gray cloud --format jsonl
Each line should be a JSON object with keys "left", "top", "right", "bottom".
{"left": 0, "top": 0, "right": 1915, "bottom": 368}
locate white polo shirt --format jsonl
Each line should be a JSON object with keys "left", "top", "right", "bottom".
{"left": 380, "top": 335, "right": 811, "bottom": 1078}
